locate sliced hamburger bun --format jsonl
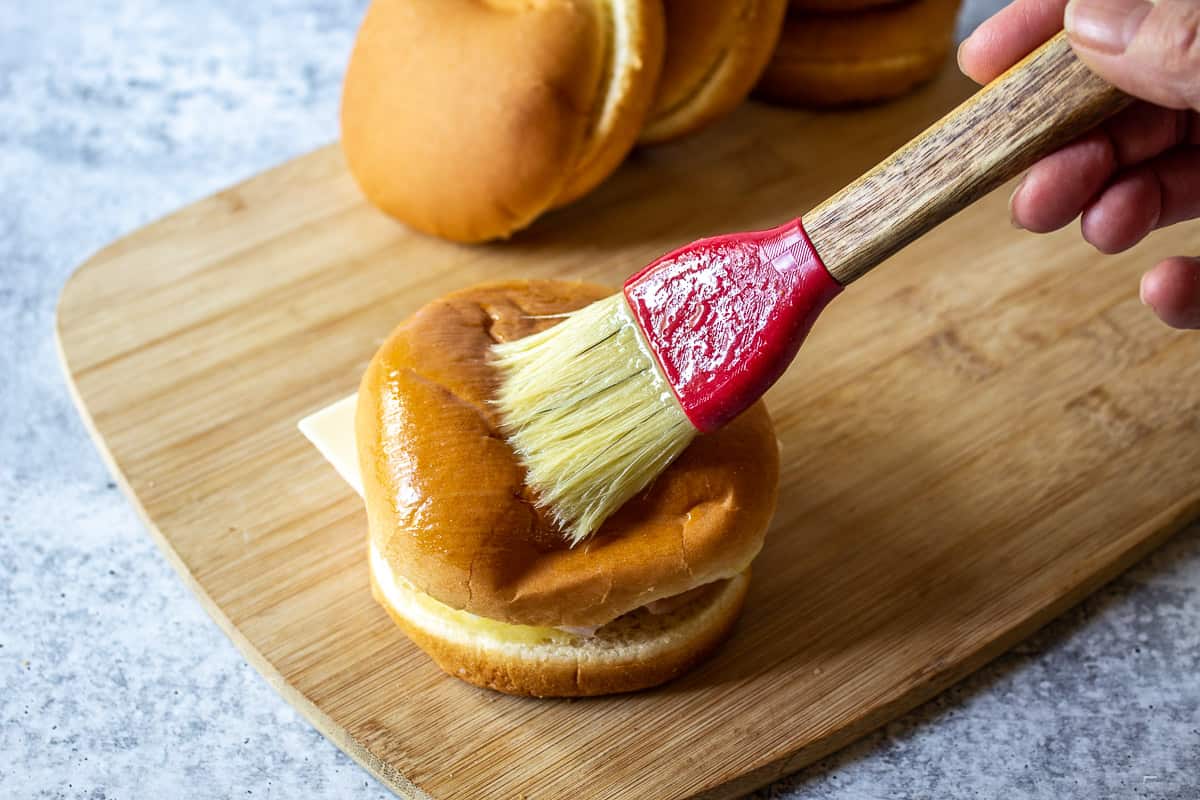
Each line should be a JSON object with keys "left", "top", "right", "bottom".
{"left": 355, "top": 280, "right": 780, "bottom": 695}
{"left": 640, "top": 0, "right": 788, "bottom": 145}
{"left": 341, "top": 0, "right": 665, "bottom": 243}
{"left": 554, "top": 0, "right": 667, "bottom": 205}
{"left": 371, "top": 544, "right": 751, "bottom": 697}
{"left": 756, "top": 0, "right": 961, "bottom": 108}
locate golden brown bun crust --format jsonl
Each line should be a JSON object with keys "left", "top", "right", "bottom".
{"left": 757, "top": 0, "right": 961, "bottom": 107}
{"left": 555, "top": 0, "right": 666, "bottom": 204}
{"left": 789, "top": 0, "right": 905, "bottom": 11}
{"left": 370, "top": 567, "right": 750, "bottom": 697}
{"left": 640, "top": 0, "right": 787, "bottom": 144}
{"left": 341, "top": 1, "right": 663, "bottom": 243}
{"left": 357, "top": 280, "right": 779, "bottom": 628}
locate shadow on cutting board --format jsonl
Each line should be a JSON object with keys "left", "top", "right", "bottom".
{"left": 492, "top": 68, "right": 976, "bottom": 267}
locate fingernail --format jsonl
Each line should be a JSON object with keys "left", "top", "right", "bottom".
{"left": 1065, "top": 0, "right": 1153, "bottom": 55}
{"left": 1009, "top": 175, "right": 1027, "bottom": 230}
{"left": 1139, "top": 274, "right": 1150, "bottom": 305}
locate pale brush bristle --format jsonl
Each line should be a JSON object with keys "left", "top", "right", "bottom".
{"left": 491, "top": 294, "right": 695, "bottom": 546}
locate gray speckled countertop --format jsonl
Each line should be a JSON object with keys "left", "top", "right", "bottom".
{"left": 2, "top": 2, "right": 1197, "bottom": 798}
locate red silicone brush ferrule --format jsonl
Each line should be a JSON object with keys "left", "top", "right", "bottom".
{"left": 623, "top": 218, "right": 841, "bottom": 433}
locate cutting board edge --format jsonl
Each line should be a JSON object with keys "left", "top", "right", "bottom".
{"left": 52, "top": 142, "right": 351, "bottom": 334}
{"left": 696, "top": 496, "right": 1200, "bottom": 799}
{"left": 54, "top": 252, "right": 434, "bottom": 800}
{"left": 50, "top": 133, "right": 1200, "bottom": 799}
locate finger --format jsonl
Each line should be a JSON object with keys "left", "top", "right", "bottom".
{"left": 1143, "top": 146, "right": 1200, "bottom": 229}
{"left": 1011, "top": 131, "right": 1115, "bottom": 232}
{"left": 1066, "top": 0, "right": 1200, "bottom": 111}
{"left": 1103, "top": 103, "right": 1190, "bottom": 165}
{"left": 958, "top": 0, "right": 1070, "bottom": 83}
{"left": 1140, "top": 256, "right": 1200, "bottom": 329}
{"left": 1010, "top": 106, "right": 1188, "bottom": 233}
{"left": 1081, "top": 146, "right": 1200, "bottom": 252}
{"left": 1078, "top": 166, "right": 1160, "bottom": 253}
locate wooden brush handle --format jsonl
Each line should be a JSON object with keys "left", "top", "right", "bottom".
{"left": 804, "top": 32, "right": 1132, "bottom": 285}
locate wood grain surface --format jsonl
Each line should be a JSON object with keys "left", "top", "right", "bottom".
{"left": 56, "top": 65, "right": 1200, "bottom": 800}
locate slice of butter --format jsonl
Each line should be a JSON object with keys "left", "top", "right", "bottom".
{"left": 298, "top": 394, "right": 363, "bottom": 498}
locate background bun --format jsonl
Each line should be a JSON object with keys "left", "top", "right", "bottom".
{"left": 341, "top": 0, "right": 664, "bottom": 243}
{"left": 356, "top": 280, "right": 780, "bottom": 628}
{"left": 789, "top": 0, "right": 905, "bottom": 11}
{"left": 757, "top": 0, "right": 961, "bottom": 107}
{"left": 640, "top": 0, "right": 788, "bottom": 144}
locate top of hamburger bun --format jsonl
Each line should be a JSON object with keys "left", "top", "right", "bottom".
{"left": 756, "top": 0, "right": 960, "bottom": 107}
{"left": 356, "top": 280, "right": 780, "bottom": 628}
{"left": 640, "top": 0, "right": 787, "bottom": 145}
{"left": 777, "top": 0, "right": 960, "bottom": 59}
{"left": 341, "top": 0, "right": 664, "bottom": 243}
{"left": 788, "top": 0, "right": 905, "bottom": 11}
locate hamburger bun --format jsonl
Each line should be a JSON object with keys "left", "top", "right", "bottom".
{"left": 371, "top": 545, "right": 751, "bottom": 696}
{"left": 640, "top": 0, "right": 788, "bottom": 145}
{"left": 356, "top": 280, "right": 780, "bottom": 695}
{"left": 341, "top": 0, "right": 665, "bottom": 243}
{"left": 756, "top": 0, "right": 961, "bottom": 108}
{"left": 789, "top": 0, "right": 905, "bottom": 11}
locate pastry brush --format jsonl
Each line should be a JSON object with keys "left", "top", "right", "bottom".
{"left": 493, "top": 32, "right": 1130, "bottom": 545}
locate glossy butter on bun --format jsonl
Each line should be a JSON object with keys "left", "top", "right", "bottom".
{"left": 341, "top": 0, "right": 664, "bottom": 243}
{"left": 356, "top": 281, "right": 780, "bottom": 695}
{"left": 757, "top": 0, "right": 961, "bottom": 108}
{"left": 640, "top": 0, "right": 788, "bottom": 144}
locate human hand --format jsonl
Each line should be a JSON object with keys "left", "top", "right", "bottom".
{"left": 958, "top": 0, "right": 1200, "bottom": 328}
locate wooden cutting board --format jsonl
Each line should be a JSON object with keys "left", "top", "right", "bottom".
{"left": 56, "top": 66, "right": 1200, "bottom": 799}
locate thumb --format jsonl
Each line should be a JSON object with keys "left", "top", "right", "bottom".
{"left": 1065, "top": 0, "right": 1200, "bottom": 111}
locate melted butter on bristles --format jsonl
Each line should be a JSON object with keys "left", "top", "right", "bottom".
{"left": 491, "top": 294, "right": 695, "bottom": 546}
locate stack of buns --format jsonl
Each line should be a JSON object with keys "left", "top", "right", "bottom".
{"left": 641, "top": 0, "right": 790, "bottom": 144}
{"left": 756, "top": 0, "right": 962, "bottom": 107}
{"left": 341, "top": 0, "right": 787, "bottom": 243}
{"left": 341, "top": 0, "right": 961, "bottom": 243}
{"left": 355, "top": 280, "right": 780, "bottom": 696}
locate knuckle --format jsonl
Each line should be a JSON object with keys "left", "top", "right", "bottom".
{"left": 1136, "top": 1, "right": 1200, "bottom": 109}
{"left": 1155, "top": 2, "right": 1200, "bottom": 70}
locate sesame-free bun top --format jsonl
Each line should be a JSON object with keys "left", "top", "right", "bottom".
{"left": 756, "top": 0, "right": 960, "bottom": 107}
{"left": 640, "top": 0, "right": 787, "bottom": 145}
{"left": 788, "top": 0, "right": 903, "bottom": 11}
{"left": 341, "top": 0, "right": 664, "bottom": 243}
{"left": 356, "top": 281, "right": 780, "bottom": 628}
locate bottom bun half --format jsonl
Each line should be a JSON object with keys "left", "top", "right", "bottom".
{"left": 369, "top": 543, "right": 750, "bottom": 697}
